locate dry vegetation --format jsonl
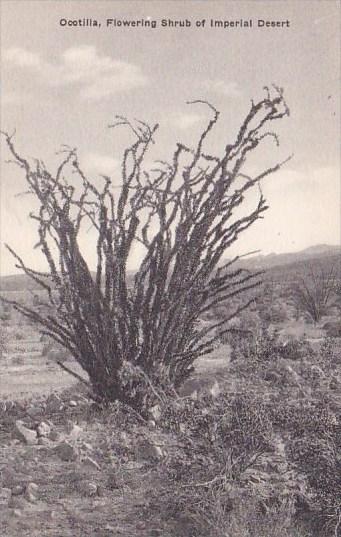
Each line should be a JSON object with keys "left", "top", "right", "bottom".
{"left": 1, "top": 254, "right": 340, "bottom": 537}
{"left": 1, "top": 86, "right": 290, "bottom": 410}
{"left": 1, "top": 88, "right": 340, "bottom": 536}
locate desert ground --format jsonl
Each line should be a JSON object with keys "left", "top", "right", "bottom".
{"left": 1, "top": 248, "right": 340, "bottom": 537}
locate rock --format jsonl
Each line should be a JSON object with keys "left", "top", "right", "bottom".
{"left": 271, "top": 461, "right": 288, "bottom": 473}
{"left": 38, "top": 436, "right": 51, "bottom": 446}
{"left": 284, "top": 365, "right": 302, "bottom": 387}
{"left": 36, "top": 421, "right": 51, "bottom": 438}
{"left": 48, "top": 430, "right": 62, "bottom": 442}
{"left": 55, "top": 441, "right": 79, "bottom": 462}
{"left": 180, "top": 378, "right": 200, "bottom": 397}
{"left": 96, "top": 485, "right": 105, "bottom": 497}
{"left": 149, "top": 404, "right": 161, "bottom": 422}
{"left": 119, "top": 431, "right": 130, "bottom": 448}
{"left": 82, "top": 482, "right": 98, "bottom": 497}
{"left": 0, "top": 487, "right": 12, "bottom": 506}
{"left": 135, "top": 438, "right": 164, "bottom": 461}
{"left": 24, "top": 483, "right": 38, "bottom": 503}
{"left": 209, "top": 380, "right": 220, "bottom": 398}
{"left": 265, "top": 371, "right": 281, "bottom": 383}
{"left": 81, "top": 442, "right": 94, "bottom": 452}
{"left": 124, "top": 461, "right": 144, "bottom": 471}
{"left": 13, "top": 508, "right": 23, "bottom": 517}
{"left": 26, "top": 405, "right": 43, "bottom": 419}
{"left": 330, "top": 377, "right": 340, "bottom": 390}
{"left": 26, "top": 482, "right": 38, "bottom": 494}
{"left": 1, "top": 468, "right": 28, "bottom": 488}
{"left": 46, "top": 393, "right": 63, "bottom": 413}
{"left": 179, "top": 423, "right": 187, "bottom": 434}
{"left": 1, "top": 400, "right": 14, "bottom": 412}
{"left": 310, "top": 365, "right": 324, "bottom": 378}
{"left": 13, "top": 420, "right": 38, "bottom": 445}
{"left": 66, "top": 469, "right": 85, "bottom": 485}
{"left": 323, "top": 321, "right": 341, "bottom": 337}
{"left": 69, "top": 400, "right": 77, "bottom": 407}
{"left": 81, "top": 456, "right": 101, "bottom": 471}
{"left": 11, "top": 485, "right": 25, "bottom": 496}
{"left": 65, "top": 421, "right": 83, "bottom": 440}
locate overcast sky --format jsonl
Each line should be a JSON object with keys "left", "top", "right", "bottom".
{"left": 1, "top": 0, "right": 340, "bottom": 275}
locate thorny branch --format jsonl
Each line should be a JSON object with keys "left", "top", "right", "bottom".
{"left": 1, "top": 86, "right": 290, "bottom": 410}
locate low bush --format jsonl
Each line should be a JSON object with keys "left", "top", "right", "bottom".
{"left": 0, "top": 328, "right": 7, "bottom": 356}
{"left": 151, "top": 330, "right": 341, "bottom": 536}
{"left": 152, "top": 391, "right": 310, "bottom": 536}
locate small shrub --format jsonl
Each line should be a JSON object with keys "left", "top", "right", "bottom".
{"left": 290, "top": 262, "right": 338, "bottom": 323}
{"left": 279, "top": 338, "right": 314, "bottom": 361}
{"left": 228, "top": 326, "right": 280, "bottom": 366}
{"left": 0, "top": 329, "right": 7, "bottom": 356}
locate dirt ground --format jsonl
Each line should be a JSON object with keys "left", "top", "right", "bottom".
{"left": 0, "top": 321, "right": 231, "bottom": 400}
{"left": 1, "top": 334, "right": 80, "bottom": 399}
{"left": 1, "top": 309, "right": 338, "bottom": 537}
{"left": 0, "top": 320, "right": 233, "bottom": 536}
{"left": 0, "top": 407, "right": 175, "bottom": 537}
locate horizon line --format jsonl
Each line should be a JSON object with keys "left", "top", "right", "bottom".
{"left": 1, "top": 242, "right": 339, "bottom": 279}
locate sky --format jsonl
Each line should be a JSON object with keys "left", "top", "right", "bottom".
{"left": 0, "top": 0, "right": 340, "bottom": 276}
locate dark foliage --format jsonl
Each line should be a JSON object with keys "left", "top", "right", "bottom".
{"left": 1, "top": 87, "right": 290, "bottom": 411}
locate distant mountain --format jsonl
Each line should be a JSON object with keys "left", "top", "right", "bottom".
{"left": 0, "top": 273, "right": 42, "bottom": 293}
{"left": 0, "top": 245, "right": 339, "bottom": 293}
{"left": 235, "top": 244, "right": 340, "bottom": 271}
{"left": 0, "top": 271, "right": 135, "bottom": 293}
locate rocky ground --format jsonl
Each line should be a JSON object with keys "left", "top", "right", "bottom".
{"left": 0, "top": 391, "right": 180, "bottom": 537}
{"left": 1, "top": 308, "right": 340, "bottom": 537}
{"left": 0, "top": 321, "right": 233, "bottom": 537}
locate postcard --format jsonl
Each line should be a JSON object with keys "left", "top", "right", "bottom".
{"left": 1, "top": 1, "right": 340, "bottom": 536}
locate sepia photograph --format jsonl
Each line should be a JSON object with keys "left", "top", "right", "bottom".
{"left": 0, "top": 1, "right": 340, "bottom": 535}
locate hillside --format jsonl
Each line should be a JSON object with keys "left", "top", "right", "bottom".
{"left": 0, "top": 245, "right": 339, "bottom": 293}
{"left": 1, "top": 243, "right": 340, "bottom": 537}
{"left": 236, "top": 244, "right": 340, "bottom": 271}
{"left": 0, "top": 271, "right": 135, "bottom": 293}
